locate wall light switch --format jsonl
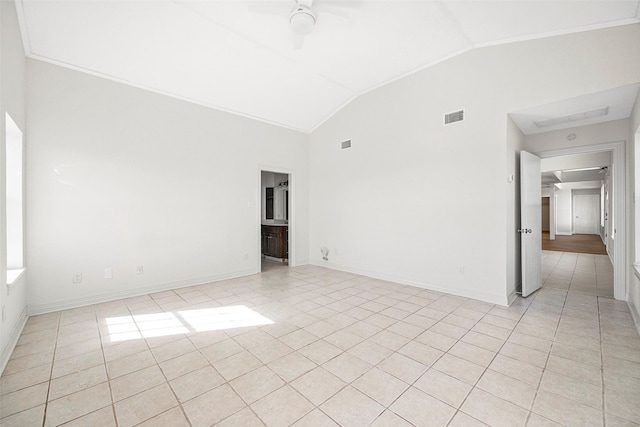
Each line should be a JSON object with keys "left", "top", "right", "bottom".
{"left": 136, "top": 266, "right": 144, "bottom": 275}
{"left": 508, "top": 174, "right": 514, "bottom": 182}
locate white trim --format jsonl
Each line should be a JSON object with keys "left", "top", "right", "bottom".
{"left": 310, "top": 260, "right": 510, "bottom": 306}
{"left": 555, "top": 232, "right": 573, "bottom": 236}
{"left": 535, "top": 141, "right": 626, "bottom": 300}
{"left": 258, "top": 165, "right": 297, "bottom": 271}
{"left": 28, "top": 269, "right": 256, "bottom": 315}
{"left": 14, "top": 0, "right": 31, "bottom": 59}
{"left": 0, "top": 306, "right": 28, "bottom": 376}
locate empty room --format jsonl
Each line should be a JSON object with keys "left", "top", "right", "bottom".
{"left": 1, "top": 0, "right": 640, "bottom": 426}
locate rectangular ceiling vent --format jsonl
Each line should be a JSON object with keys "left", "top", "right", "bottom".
{"left": 444, "top": 110, "right": 464, "bottom": 125}
{"left": 341, "top": 140, "right": 352, "bottom": 149}
{"left": 534, "top": 106, "right": 609, "bottom": 129}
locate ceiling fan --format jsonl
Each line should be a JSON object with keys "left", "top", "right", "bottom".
{"left": 289, "top": 0, "right": 317, "bottom": 35}
{"left": 249, "top": 0, "right": 357, "bottom": 49}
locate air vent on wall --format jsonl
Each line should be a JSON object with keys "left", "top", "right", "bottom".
{"left": 341, "top": 140, "right": 352, "bottom": 149}
{"left": 444, "top": 110, "right": 464, "bottom": 125}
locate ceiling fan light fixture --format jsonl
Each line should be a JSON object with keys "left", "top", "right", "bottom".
{"left": 290, "top": 6, "right": 316, "bottom": 35}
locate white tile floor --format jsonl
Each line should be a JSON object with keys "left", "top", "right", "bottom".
{"left": 1, "top": 251, "right": 639, "bottom": 426}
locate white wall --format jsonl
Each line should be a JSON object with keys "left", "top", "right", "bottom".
{"left": 0, "top": 0, "right": 28, "bottom": 373}
{"left": 26, "top": 59, "right": 309, "bottom": 313}
{"left": 309, "top": 23, "right": 640, "bottom": 306}
{"left": 630, "top": 87, "right": 640, "bottom": 333}
{"left": 555, "top": 185, "right": 571, "bottom": 235}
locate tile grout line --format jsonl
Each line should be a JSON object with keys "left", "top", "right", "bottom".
{"left": 96, "top": 309, "right": 121, "bottom": 427}
{"left": 40, "top": 313, "right": 61, "bottom": 427}
{"left": 597, "top": 295, "right": 606, "bottom": 427}
{"left": 524, "top": 284, "right": 565, "bottom": 427}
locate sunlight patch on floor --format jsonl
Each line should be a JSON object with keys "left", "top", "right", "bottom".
{"left": 105, "top": 305, "right": 274, "bottom": 342}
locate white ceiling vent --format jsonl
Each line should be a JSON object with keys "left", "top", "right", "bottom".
{"left": 341, "top": 140, "right": 352, "bottom": 149}
{"left": 534, "top": 106, "right": 609, "bottom": 128}
{"left": 444, "top": 110, "right": 464, "bottom": 125}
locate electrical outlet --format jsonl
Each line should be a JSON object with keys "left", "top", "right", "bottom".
{"left": 104, "top": 268, "right": 113, "bottom": 279}
{"left": 243, "top": 252, "right": 249, "bottom": 261}
{"left": 459, "top": 266, "right": 465, "bottom": 275}
{"left": 136, "top": 266, "right": 144, "bottom": 275}
{"left": 73, "top": 273, "right": 82, "bottom": 284}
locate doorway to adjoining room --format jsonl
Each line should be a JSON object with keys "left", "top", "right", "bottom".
{"left": 260, "top": 170, "right": 290, "bottom": 272}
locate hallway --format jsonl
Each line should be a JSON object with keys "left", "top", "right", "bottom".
{"left": 541, "top": 250, "right": 613, "bottom": 298}
{"left": 542, "top": 232, "right": 608, "bottom": 256}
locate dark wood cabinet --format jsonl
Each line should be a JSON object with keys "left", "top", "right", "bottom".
{"left": 261, "top": 225, "right": 288, "bottom": 262}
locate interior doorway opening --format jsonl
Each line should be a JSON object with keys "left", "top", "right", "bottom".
{"left": 259, "top": 167, "right": 294, "bottom": 272}
{"left": 534, "top": 141, "right": 625, "bottom": 300}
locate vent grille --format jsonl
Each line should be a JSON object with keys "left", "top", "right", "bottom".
{"left": 444, "top": 110, "right": 464, "bottom": 125}
{"left": 534, "top": 106, "right": 608, "bottom": 128}
{"left": 341, "top": 140, "right": 352, "bottom": 149}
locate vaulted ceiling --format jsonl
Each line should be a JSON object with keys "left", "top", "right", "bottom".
{"left": 15, "top": 0, "right": 640, "bottom": 132}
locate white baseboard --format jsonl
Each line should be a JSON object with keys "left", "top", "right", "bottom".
{"left": 309, "top": 260, "right": 510, "bottom": 306}
{"left": 28, "top": 268, "right": 257, "bottom": 316}
{"left": 291, "top": 258, "right": 309, "bottom": 267}
{"left": 555, "top": 232, "right": 572, "bottom": 236}
{"left": 0, "top": 305, "right": 28, "bottom": 376}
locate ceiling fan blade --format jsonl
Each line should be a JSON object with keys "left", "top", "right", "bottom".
{"left": 315, "top": 0, "right": 360, "bottom": 27}
{"left": 292, "top": 33, "right": 305, "bottom": 49}
{"left": 247, "top": 1, "right": 287, "bottom": 16}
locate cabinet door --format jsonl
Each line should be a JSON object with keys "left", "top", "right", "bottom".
{"left": 261, "top": 231, "right": 268, "bottom": 255}
{"left": 285, "top": 228, "right": 288, "bottom": 259}
{"left": 274, "top": 229, "right": 283, "bottom": 258}
{"left": 269, "top": 233, "right": 279, "bottom": 257}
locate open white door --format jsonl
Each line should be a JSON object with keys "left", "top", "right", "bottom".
{"left": 520, "top": 151, "right": 542, "bottom": 297}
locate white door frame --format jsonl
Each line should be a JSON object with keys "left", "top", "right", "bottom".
{"left": 535, "top": 141, "right": 625, "bottom": 300}
{"left": 258, "top": 165, "right": 296, "bottom": 271}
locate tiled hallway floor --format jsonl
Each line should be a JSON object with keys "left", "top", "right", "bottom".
{"left": 1, "top": 253, "right": 639, "bottom": 426}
